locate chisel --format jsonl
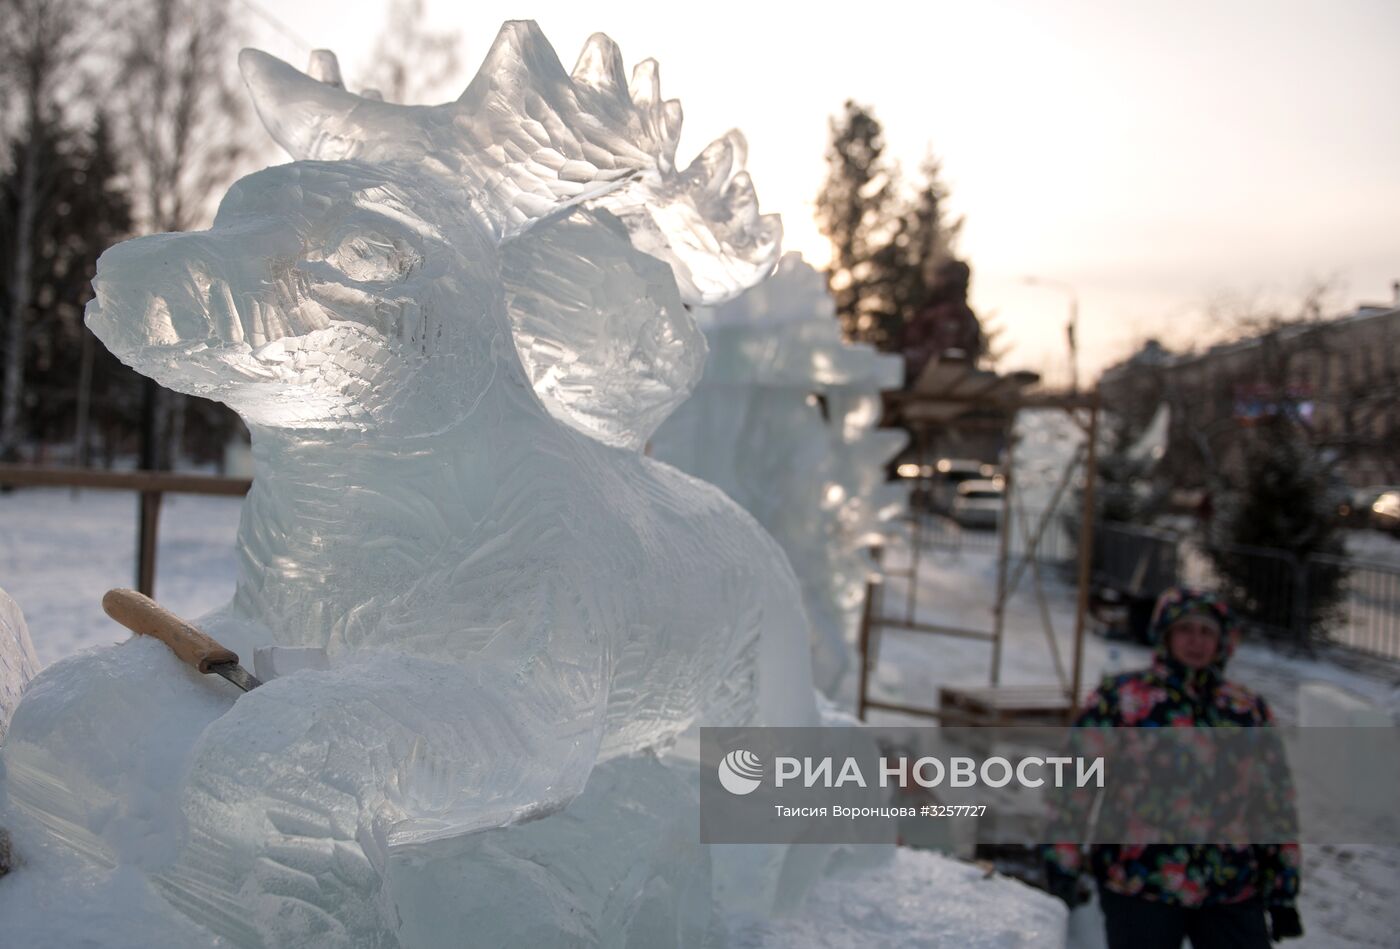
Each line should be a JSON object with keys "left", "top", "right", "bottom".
{"left": 102, "top": 588, "right": 262, "bottom": 692}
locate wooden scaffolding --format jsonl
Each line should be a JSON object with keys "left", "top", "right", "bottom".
{"left": 856, "top": 360, "right": 1102, "bottom": 725}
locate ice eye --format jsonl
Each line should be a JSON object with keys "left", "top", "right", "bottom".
{"left": 325, "top": 232, "right": 422, "bottom": 283}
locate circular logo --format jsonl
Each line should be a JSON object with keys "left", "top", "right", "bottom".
{"left": 718, "top": 749, "right": 764, "bottom": 795}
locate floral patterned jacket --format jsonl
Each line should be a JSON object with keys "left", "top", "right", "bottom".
{"left": 1044, "top": 638, "right": 1301, "bottom": 909}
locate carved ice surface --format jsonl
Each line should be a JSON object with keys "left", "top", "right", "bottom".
{"left": 652, "top": 254, "right": 908, "bottom": 693}
{"left": 0, "top": 22, "right": 821, "bottom": 947}
{"left": 238, "top": 22, "right": 781, "bottom": 306}
{"left": 0, "top": 588, "right": 40, "bottom": 741}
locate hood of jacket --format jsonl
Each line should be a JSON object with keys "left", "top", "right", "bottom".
{"left": 1148, "top": 586, "right": 1240, "bottom": 690}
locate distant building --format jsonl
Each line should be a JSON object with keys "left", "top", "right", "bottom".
{"left": 1099, "top": 291, "right": 1400, "bottom": 490}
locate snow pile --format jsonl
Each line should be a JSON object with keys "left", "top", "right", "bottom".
{"left": 722, "top": 847, "right": 1065, "bottom": 948}
{"left": 0, "top": 588, "right": 39, "bottom": 741}
{"left": 0, "top": 21, "right": 824, "bottom": 946}
{"left": 652, "top": 253, "right": 908, "bottom": 693}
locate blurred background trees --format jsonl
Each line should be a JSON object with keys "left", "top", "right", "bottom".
{"left": 816, "top": 102, "right": 894, "bottom": 348}
{"left": 111, "top": 0, "right": 251, "bottom": 471}
{"left": 1205, "top": 414, "right": 1348, "bottom": 635}
{"left": 816, "top": 101, "right": 981, "bottom": 383}
{"left": 0, "top": 0, "right": 115, "bottom": 462}
{"left": 356, "top": 0, "right": 461, "bottom": 103}
{"left": 7, "top": 23, "right": 982, "bottom": 467}
{"left": 1, "top": 113, "right": 132, "bottom": 463}
{"left": 0, "top": 0, "right": 458, "bottom": 472}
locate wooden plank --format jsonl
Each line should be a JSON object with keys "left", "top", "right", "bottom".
{"left": 937, "top": 684, "right": 1093, "bottom": 727}
{"left": 946, "top": 369, "right": 1001, "bottom": 399}
{"left": 941, "top": 684, "right": 1077, "bottom": 701}
{"left": 901, "top": 402, "right": 975, "bottom": 424}
{"left": 901, "top": 414, "right": 1014, "bottom": 432}
{"left": 911, "top": 359, "right": 973, "bottom": 394}
{"left": 861, "top": 698, "right": 945, "bottom": 720}
{"left": 944, "top": 695, "right": 1070, "bottom": 713}
{"left": 885, "top": 389, "right": 1097, "bottom": 411}
{"left": 0, "top": 464, "right": 251, "bottom": 496}
{"left": 866, "top": 698, "right": 1068, "bottom": 725}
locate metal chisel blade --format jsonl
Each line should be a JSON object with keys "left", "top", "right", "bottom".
{"left": 208, "top": 661, "right": 263, "bottom": 692}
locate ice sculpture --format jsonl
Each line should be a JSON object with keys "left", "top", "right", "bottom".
{"left": 0, "top": 22, "right": 818, "bottom": 946}
{"left": 652, "top": 254, "right": 908, "bottom": 694}
{"left": 0, "top": 588, "right": 39, "bottom": 741}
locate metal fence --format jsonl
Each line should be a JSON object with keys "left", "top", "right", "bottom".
{"left": 1170, "top": 537, "right": 1400, "bottom": 661}
{"left": 912, "top": 509, "right": 1400, "bottom": 663}
{"left": 1179, "top": 540, "right": 1305, "bottom": 640}
{"left": 912, "top": 508, "right": 1076, "bottom": 563}
{"left": 0, "top": 463, "right": 251, "bottom": 597}
{"left": 1309, "top": 555, "right": 1400, "bottom": 659}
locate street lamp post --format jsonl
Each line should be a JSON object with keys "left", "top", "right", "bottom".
{"left": 1022, "top": 275, "right": 1080, "bottom": 393}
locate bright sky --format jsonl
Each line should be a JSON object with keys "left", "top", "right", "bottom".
{"left": 248, "top": 0, "right": 1400, "bottom": 385}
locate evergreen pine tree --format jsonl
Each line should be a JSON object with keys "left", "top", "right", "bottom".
{"left": 0, "top": 0, "right": 93, "bottom": 459}
{"left": 1206, "top": 416, "right": 1347, "bottom": 637}
{"left": 815, "top": 101, "right": 897, "bottom": 347}
{"left": 0, "top": 108, "right": 135, "bottom": 452}
{"left": 816, "top": 106, "right": 979, "bottom": 370}
{"left": 885, "top": 155, "right": 958, "bottom": 319}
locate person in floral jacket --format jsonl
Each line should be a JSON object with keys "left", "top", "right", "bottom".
{"left": 1044, "top": 587, "right": 1303, "bottom": 947}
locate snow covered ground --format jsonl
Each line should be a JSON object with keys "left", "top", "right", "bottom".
{"left": 1345, "top": 528, "right": 1400, "bottom": 567}
{"left": 2, "top": 485, "right": 1398, "bottom": 946}
{"left": 0, "top": 487, "right": 240, "bottom": 666}
{"left": 855, "top": 533, "right": 1400, "bottom": 725}
{"left": 1, "top": 486, "right": 1067, "bottom": 947}
{"left": 720, "top": 848, "right": 1066, "bottom": 947}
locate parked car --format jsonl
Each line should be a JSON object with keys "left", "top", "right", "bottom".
{"left": 1089, "top": 523, "right": 1181, "bottom": 644}
{"left": 893, "top": 460, "right": 936, "bottom": 511}
{"left": 951, "top": 478, "right": 1003, "bottom": 529}
{"left": 1372, "top": 490, "right": 1400, "bottom": 535}
{"left": 1339, "top": 485, "right": 1397, "bottom": 527}
{"left": 933, "top": 458, "right": 997, "bottom": 512}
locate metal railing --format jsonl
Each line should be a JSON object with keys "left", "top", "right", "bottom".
{"left": 914, "top": 507, "right": 1400, "bottom": 663}
{"left": 7, "top": 461, "right": 1399, "bottom": 663}
{"left": 1180, "top": 537, "right": 1400, "bottom": 661}
{"left": 1181, "top": 540, "right": 1312, "bottom": 641}
{"left": 1309, "top": 554, "right": 1400, "bottom": 659}
{"left": 913, "top": 508, "right": 1076, "bottom": 563}
{"left": 0, "top": 463, "right": 251, "bottom": 597}
{"left": 1094, "top": 521, "right": 1180, "bottom": 596}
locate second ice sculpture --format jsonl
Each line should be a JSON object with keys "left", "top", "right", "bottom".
{"left": 0, "top": 589, "right": 38, "bottom": 741}
{"left": 0, "top": 22, "right": 819, "bottom": 946}
{"left": 652, "top": 254, "right": 909, "bottom": 693}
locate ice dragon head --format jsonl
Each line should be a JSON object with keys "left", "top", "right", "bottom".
{"left": 86, "top": 21, "right": 780, "bottom": 445}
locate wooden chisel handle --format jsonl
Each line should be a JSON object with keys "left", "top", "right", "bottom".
{"left": 102, "top": 588, "right": 238, "bottom": 674}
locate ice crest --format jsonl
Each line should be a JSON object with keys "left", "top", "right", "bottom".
{"left": 652, "top": 254, "right": 909, "bottom": 692}
{"left": 238, "top": 22, "right": 781, "bottom": 305}
{"left": 3, "top": 21, "right": 818, "bottom": 947}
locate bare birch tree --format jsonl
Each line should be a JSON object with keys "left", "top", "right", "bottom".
{"left": 0, "top": 0, "right": 90, "bottom": 460}
{"left": 114, "top": 0, "right": 249, "bottom": 235}
{"left": 110, "top": 0, "right": 251, "bottom": 468}
{"left": 355, "top": 0, "right": 462, "bottom": 104}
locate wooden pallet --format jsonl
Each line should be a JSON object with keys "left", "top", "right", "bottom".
{"left": 936, "top": 684, "right": 1083, "bottom": 725}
